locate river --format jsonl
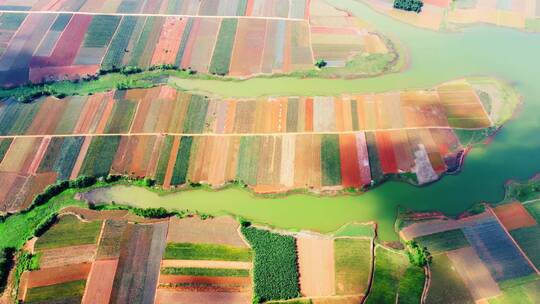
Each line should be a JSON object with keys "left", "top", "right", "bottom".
{"left": 84, "top": 0, "right": 540, "bottom": 241}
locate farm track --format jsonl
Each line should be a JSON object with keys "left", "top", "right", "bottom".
{"left": 0, "top": 125, "right": 490, "bottom": 140}
{"left": 0, "top": 10, "right": 306, "bottom": 22}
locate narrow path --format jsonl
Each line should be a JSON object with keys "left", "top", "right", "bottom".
{"left": 360, "top": 226, "right": 377, "bottom": 304}
{"left": 0, "top": 125, "right": 492, "bottom": 140}
{"left": 0, "top": 10, "right": 306, "bottom": 22}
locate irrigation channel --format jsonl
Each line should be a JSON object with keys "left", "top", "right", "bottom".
{"left": 82, "top": 0, "right": 540, "bottom": 241}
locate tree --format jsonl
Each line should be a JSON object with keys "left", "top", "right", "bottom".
{"left": 393, "top": 0, "right": 424, "bottom": 13}
{"left": 315, "top": 59, "right": 327, "bottom": 69}
{"left": 405, "top": 240, "right": 431, "bottom": 267}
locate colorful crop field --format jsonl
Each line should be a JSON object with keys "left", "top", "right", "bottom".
{"left": 413, "top": 229, "right": 470, "bottom": 253}
{"left": 426, "top": 254, "right": 475, "bottom": 304}
{"left": 241, "top": 226, "right": 300, "bottom": 302}
{"left": 34, "top": 215, "right": 102, "bottom": 251}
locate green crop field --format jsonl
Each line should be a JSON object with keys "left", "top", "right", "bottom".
{"left": 183, "top": 95, "right": 209, "bottom": 133}
{"left": 524, "top": 201, "right": 540, "bottom": 221}
{"left": 209, "top": 19, "right": 238, "bottom": 75}
{"left": 104, "top": 99, "right": 136, "bottom": 133}
{"left": 163, "top": 243, "right": 252, "bottom": 261}
{"left": 155, "top": 135, "right": 174, "bottom": 184}
{"left": 102, "top": 16, "right": 138, "bottom": 69}
{"left": 321, "top": 134, "right": 342, "bottom": 186}
{"left": 25, "top": 280, "right": 86, "bottom": 304}
{"left": 414, "top": 229, "right": 470, "bottom": 254}
{"left": 79, "top": 136, "right": 121, "bottom": 177}
{"left": 53, "top": 136, "right": 85, "bottom": 181}
{"left": 334, "top": 223, "right": 375, "bottom": 238}
{"left": 366, "top": 247, "right": 409, "bottom": 304}
{"left": 241, "top": 226, "right": 299, "bottom": 302}
{"left": 0, "top": 100, "right": 40, "bottom": 135}
{"left": 34, "top": 215, "right": 102, "bottom": 251}
{"left": 161, "top": 267, "right": 250, "bottom": 277}
{"left": 237, "top": 136, "right": 261, "bottom": 185}
{"left": 83, "top": 15, "right": 121, "bottom": 48}
{"left": 489, "top": 278, "right": 540, "bottom": 304}
{"left": 0, "top": 138, "right": 12, "bottom": 162}
{"left": 426, "top": 254, "right": 474, "bottom": 304}
{"left": 50, "top": 14, "right": 71, "bottom": 31}
{"left": 170, "top": 136, "right": 193, "bottom": 185}
{"left": 511, "top": 226, "right": 540, "bottom": 269}
{"left": 334, "top": 238, "right": 372, "bottom": 295}
{"left": 398, "top": 266, "right": 425, "bottom": 304}
{"left": 365, "top": 132, "right": 384, "bottom": 182}
{"left": 0, "top": 13, "right": 26, "bottom": 30}
{"left": 174, "top": 19, "right": 194, "bottom": 66}
{"left": 129, "top": 17, "right": 154, "bottom": 66}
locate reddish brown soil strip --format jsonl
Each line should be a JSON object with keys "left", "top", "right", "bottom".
{"left": 159, "top": 275, "right": 251, "bottom": 286}
{"left": 166, "top": 215, "right": 248, "bottom": 247}
{"left": 447, "top": 247, "right": 501, "bottom": 301}
{"left": 18, "top": 271, "right": 29, "bottom": 301}
{"left": 493, "top": 202, "right": 537, "bottom": 231}
{"left": 82, "top": 259, "right": 119, "bottom": 304}
{"left": 27, "top": 137, "right": 51, "bottom": 175}
{"left": 297, "top": 234, "right": 335, "bottom": 297}
{"left": 93, "top": 92, "right": 115, "bottom": 134}
{"left": 69, "top": 136, "right": 92, "bottom": 179}
{"left": 161, "top": 260, "right": 252, "bottom": 270}
{"left": 73, "top": 94, "right": 103, "bottom": 134}
{"left": 155, "top": 290, "right": 251, "bottom": 304}
{"left": 146, "top": 135, "right": 165, "bottom": 178}
{"left": 305, "top": 98, "right": 314, "bottom": 132}
{"left": 163, "top": 136, "right": 181, "bottom": 188}
{"left": 339, "top": 134, "right": 361, "bottom": 188}
{"left": 151, "top": 17, "right": 186, "bottom": 65}
{"left": 26, "top": 97, "right": 67, "bottom": 135}
{"left": 27, "top": 263, "right": 91, "bottom": 288}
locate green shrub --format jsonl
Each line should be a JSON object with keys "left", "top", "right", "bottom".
{"left": 405, "top": 240, "right": 431, "bottom": 267}
{"left": 241, "top": 226, "right": 300, "bottom": 302}
{"left": 393, "top": 0, "right": 423, "bottom": 12}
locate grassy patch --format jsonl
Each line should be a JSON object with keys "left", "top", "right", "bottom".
{"left": 397, "top": 266, "right": 425, "bottom": 304}
{"left": 489, "top": 277, "right": 540, "bottom": 304}
{"left": 241, "top": 226, "right": 299, "bottom": 302}
{"left": 321, "top": 134, "right": 342, "bottom": 186}
{"left": 34, "top": 215, "right": 102, "bottom": 251}
{"left": 511, "top": 226, "right": 540, "bottom": 269}
{"left": 25, "top": 279, "right": 86, "bottom": 303}
{"left": 426, "top": 254, "right": 474, "bottom": 304}
{"left": 414, "top": 229, "right": 469, "bottom": 254}
{"left": 209, "top": 19, "right": 238, "bottom": 75}
{"left": 334, "top": 223, "right": 375, "bottom": 238}
{"left": 183, "top": 95, "right": 209, "bottom": 133}
{"left": 366, "top": 247, "right": 409, "bottom": 304}
{"left": 334, "top": 238, "right": 371, "bottom": 295}
{"left": 163, "top": 243, "right": 252, "bottom": 262}
{"left": 161, "top": 267, "right": 250, "bottom": 277}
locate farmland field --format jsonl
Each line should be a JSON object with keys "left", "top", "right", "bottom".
{"left": 34, "top": 215, "right": 102, "bottom": 251}
{"left": 426, "top": 254, "right": 475, "bottom": 304}
{"left": 334, "top": 238, "right": 372, "bottom": 295}
{"left": 365, "top": 247, "right": 412, "bottom": 304}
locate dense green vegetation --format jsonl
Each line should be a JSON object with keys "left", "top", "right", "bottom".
{"left": 397, "top": 266, "right": 425, "bottom": 304}
{"left": 83, "top": 15, "right": 121, "bottom": 48}
{"left": 489, "top": 278, "right": 540, "bottom": 304}
{"left": 413, "top": 229, "right": 469, "bottom": 254}
{"left": 161, "top": 267, "right": 250, "bottom": 277}
{"left": 504, "top": 179, "right": 540, "bottom": 203}
{"left": 25, "top": 280, "right": 86, "bottom": 303}
{"left": 209, "top": 19, "right": 238, "bottom": 75}
{"left": 11, "top": 251, "right": 40, "bottom": 298}
{"left": 79, "top": 136, "right": 121, "bottom": 177}
{"left": 334, "top": 238, "right": 372, "bottom": 295}
{"left": 155, "top": 135, "right": 174, "bottom": 184}
{"left": 393, "top": 0, "right": 423, "bottom": 13}
{"left": 366, "top": 247, "right": 409, "bottom": 304}
{"left": 163, "top": 243, "right": 252, "bottom": 261}
{"left": 34, "top": 215, "right": 102, "bottom": 251}
{"left": 241, "top": 226, "right": 300, "bottom": 303}
{"left": 0, "top": 138, "right": 13, "bottom": 162}
{"left": 0, "top": 248, "right": 13, "bottom": 292}
{"left": 171, "top": 136, "right": 193, "bottom": 185}
{"left": 405, "top": 241, "right": 431, "bottom": 267}
{"left": 511, "top": 226, "right": 540, "bottom": 269}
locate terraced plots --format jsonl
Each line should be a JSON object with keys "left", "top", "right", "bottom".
{"left": 0, "top": 79, "right": 514, "bottom": 212}
{"left": 401, "top": 208, "right": 540, "bottom": 303}
{"left": 0, "top": 0, "right": 309, "bottom": 19}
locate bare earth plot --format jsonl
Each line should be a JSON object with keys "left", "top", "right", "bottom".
{"left": 0, "top": 78, "right": 516, "bottom": 213}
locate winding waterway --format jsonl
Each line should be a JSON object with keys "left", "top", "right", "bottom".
{"left": 86, "top": 0, "right": 540, "bottom": 240}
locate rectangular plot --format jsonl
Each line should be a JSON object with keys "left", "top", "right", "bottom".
{"left": 82, "top": 259, "right": 119, "bottom": 304}
{"left": 184, "top": 18, "right": 220, "bottom": 73}
{"left": 209, "top": 18, "right": 238, "bottom": 75}
{"left": 151, "top": 17, "right": 186, "bottom": 65}
{"left": 462, "top": 217, "right": 535, "bottom": 282}
{"left": 321, "top": 134, "right": 342, "bottom": 186}
{"left": 183, "top": 95, "right": 209, "bottom": 133}
{"left": 414, "top": 229, "right": 470, "bottom": 254}
{"left": 79, "top": 136, "right": 121, "bottom": 177}
{"left": 102, "top": 16, "right": 138, "bottom": 69}
{"left": 334, "top": 238, "right": 371, "bottom": 295}
{"left": 229, "top": 19, "right": 266, "bottom": 76}
{"left": 171, "top": 136, "right": 193, "bottom": 185}
{"left": 313, "top": 96, "right": 336, "bottom": 132}
{"left": 339, "top": 134, "right": 362, "bottom": 188}
{"left": 53, "top": 136, "right": 85, "bottom": 181}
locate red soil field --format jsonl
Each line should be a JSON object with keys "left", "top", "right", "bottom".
{"left": 493, "top": 202, "right": 537, "bottom": 231}
{"left": 375, "top": 131, "right": 399, "bottom": 174}
{"left": 390, "top": 130, "right": 414, "bottom": 172}
{"left": 229, "top": 19, "right": 266, "bottom": 76}
{"left": 30, "top": 15, "right": 93, "bottom": 68}
{"left": 339, "top": 134, "right": 362, "bottom": 188}
{"left": 151, "top": 17, "right": 187, "bottom": 65}
{"left": 245, "top": 0, "right": 255, "bottom": 16}
{"left": 26, "top": 263, "right": 91, "bottom": 289}
{"left": 82, "top": 259, "right": 119, "bottom": 304}
{"left": 305, "top": 98, "right": 314, "bottom": 132}
{"left": 159, "top": 275, "right": 251, "bottom": 286}
{"left": 297, "top": 235, "right": 335, "bottom": 297}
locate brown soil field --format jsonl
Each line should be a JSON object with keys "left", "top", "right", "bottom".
{"left": 162, "top": 136, "right": 181, "bottom": 188}
{"left": 159, "top": 275, "right": 251, "bottom": 286}
{"left": 26, "top": 98, "right": 67, "bottom": 135}
{"left": 312, "top": 295, "right": 364, "bottom": 304}
{"left": 297, "top": 234, "right": 336, "bottom": 297}
{"left": 400, "top": 211, "right": 492, "bottom": 240}
{"left": 166, "top": 216, "right": 248, "bottom": 247}
{"left": 161, "top": 259, "right": 252, "bottom": 269}
{"left": 155, "top": 290, "right": 251, "bottom": 304}
{"left": 26, "top": 263, "right": 91, "bottom": 288}
{"left": 446, "top": 247, "right": 501, "bottom": 301}
{"left": 493, "top": 202, "right": 537, "bottom": 231}
{"left": 82, "top": 259, "right": 119, "bottom": 304}
{"left": 38, "top": 244, "right": 97, "bottom": 269}
{"left": 151, "top": 17, "right": 186, "bottom": 65}
{"left": 69, "top": 136, "right": 92, "bottom": 179}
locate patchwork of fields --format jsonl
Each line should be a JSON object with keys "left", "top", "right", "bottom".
{"left": 362, "top": 0, "right": 540, "bottom": 31}
{"left": 0, "top": 79, "right": 512, "bottom": 212}
{"left": 0, "top": 0, "right": 392, "bottom": 85}
{"left": 400, "top": 206, "right": 540, "bottom": 303}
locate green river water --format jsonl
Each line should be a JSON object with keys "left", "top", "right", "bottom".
{"left": 85, "top": 0, "right": 540, "bottom": 240}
